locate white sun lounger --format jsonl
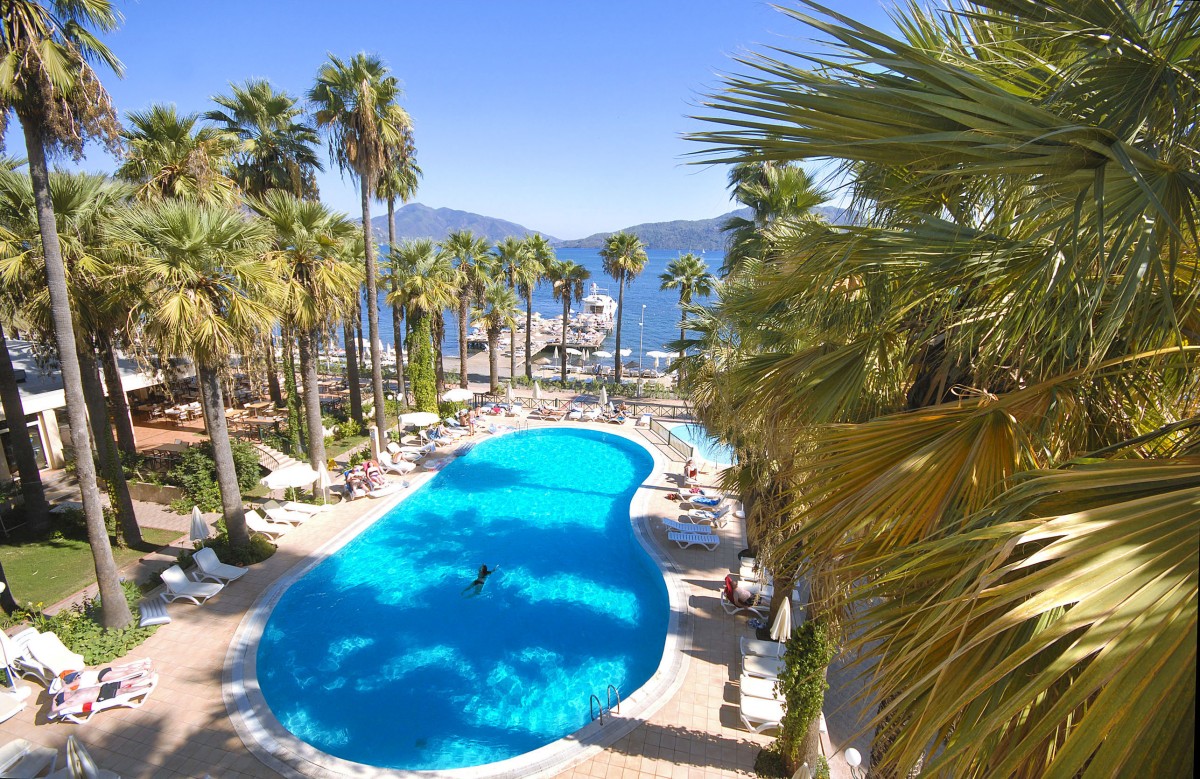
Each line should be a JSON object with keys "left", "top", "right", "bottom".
{"left": 741, "top": 636, "right": 785, "bottom": 658}
{"left": 45, "top": 735, "right": 120, "bottom": 778}
{"left": 0, "top": 737, "right": 56, "bottom": 777}
{"left": 688, "top": 504, "right": 732, "bottom": 527}
{"left": 741, "top": 672, "right": 782, "bottom": 701}
{"left": 160, "top": 565, "right": 223, "bottom": 605}
{"left": 743, "top": 654, "right": 786, "bottom": 680}
{"left": 739, "top": 689, "right": 784, "bottom": 733}
{"left": 720, "top": 587, "right": 769, "bottom": 619}
{"left": 662, "top": 518, "right": 714, "bottom": 534}
{"left": 246, "top": 509, "right": 292, "bottom": 539}
{"left": 380, "top": 457, "right": 416, "bottom": 476}
{"left": 2, "top": 630, "right": 85, "bottom": 685}
{"left": 192, "top": 547, "right": 247, "bottom": 584}
{"left": 264, "top": 499, "right": 330, "bottom": 516}
{"left": 667, "top": 531, "right": 720, "bottom": 550}
{"left": 49, "top": 672, "right": 159, "bottom": 724}
{"left": 0, "top": 686, "right": 34, "bottom": 726}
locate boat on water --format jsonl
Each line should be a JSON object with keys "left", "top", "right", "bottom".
{"left": 580, "top": 282, "right": 618, "bottom": 329}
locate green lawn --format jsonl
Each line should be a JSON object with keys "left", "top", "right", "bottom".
{"left": 2, "top": 528, "right": 179, "bottom": 609}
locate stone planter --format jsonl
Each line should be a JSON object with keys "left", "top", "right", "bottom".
{"left": 128, "top": 482, "right": 186, "bottom": 505}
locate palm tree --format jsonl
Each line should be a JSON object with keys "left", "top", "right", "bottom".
{"left": 206, "top": 79, "right": 323, "bottom": 199}
{"left": 112, "top": 200, "right": 278, "bottom": 549}
{"left": 522, "top": 234, "right": 554, "bottom": 379}
{"left": 309, "top": 52, "right": 412, "bottom": 454}
{"left": 474, "top": 281, "right": 520, "bottom": 392}
{"left": 116, "top": 103, "right": 240, "bottom": 203}
{"left": 600, "top": 232, "right": 647, "bottom": 383}
{"left": 492, "top": 236, "right": 531, "bottom": 382}
{"left": 386, "top": 239, "right": 456, "bottom": 412}
{"left": 690, "top": 1, "right": 1200, "bottom": 775}
{"left": 439, "top": 230, "right": 493, "bottom": 388}
{"left": 658, "top": 252, "right": 715, "bottom": 386}
{"left": 722, "top": 161, "right": 827, "bottom": 275}
{"left": 376, "top": 132, "right": 420, "bottom": 403}
{"left": 0, "top": 170, "right": 143, "bottom": 547}
{"left": 544, "top": 260, "right": 590, "bottom": 381}
{"left": 250, "top": 191, "right": 357, "bottom": 486}
{"left": 0, "top": 0, "right": 131, "bottom": 628}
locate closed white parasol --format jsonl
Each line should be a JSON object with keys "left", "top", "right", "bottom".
{"left": 769, "top": 597, "right": 793, "bottom": 642}
{"left": 598, "top": 385, "right": 608, "bottom": 407}
{"left": 189, "top": 505, "right": 210, "bottom": 543}
{"left": 505, "top": 384, "right": 514, "bottom": 404}
{"left": 442, "top": 387, "right": 473, "bottom": 403}
{"left": 316, "top": 462, "right": 334, "bottom": 502}
{"left": 532, "top": 381, "right": 542, "bottom": 400}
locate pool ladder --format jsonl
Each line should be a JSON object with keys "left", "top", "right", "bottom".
{"left": 589, "top": 684, "right": 621, "bottom": 724}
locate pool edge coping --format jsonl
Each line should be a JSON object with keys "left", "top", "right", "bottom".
{"left": 224, "top": 423, "right": 693, "bottom": 779}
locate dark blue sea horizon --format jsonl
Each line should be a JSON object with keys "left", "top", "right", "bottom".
{"left": 346, "top": 248, "right": 722, "bottom": 372}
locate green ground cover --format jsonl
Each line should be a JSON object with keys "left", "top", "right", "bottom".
{"left": 2, "top": 527, "right": 179, "bottom": 609}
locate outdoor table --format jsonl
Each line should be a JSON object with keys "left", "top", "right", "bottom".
{"left": 156, "top": 442, "right": 192, "bottom": 453}
{"left": 245, "top": 400, "right": 273, "bottom": 412}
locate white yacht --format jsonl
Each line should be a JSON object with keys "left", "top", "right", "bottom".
{"left": 579, "top": 283, "right": 618, "bottom": 330}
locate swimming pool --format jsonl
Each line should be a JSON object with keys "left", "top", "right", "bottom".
{"left": 253, "top": 428, "right": 667, "bottom": 771}
{"left": 669, "top": 423, "right": 737, "bottom": 468}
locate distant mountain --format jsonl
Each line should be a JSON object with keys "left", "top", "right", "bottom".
{"left": 369, "top": 203, "right": 556, "bottom": 244}
{"left": 553, "top": 205, "right": 859, "bottom": 251}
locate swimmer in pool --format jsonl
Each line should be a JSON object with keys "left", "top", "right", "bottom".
{"left": 462, "top": 564, "right": 497, "bottom": 596}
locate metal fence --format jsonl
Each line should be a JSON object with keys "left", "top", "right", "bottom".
{"left": 649, "top": 417, "right": 696, "bottom": 461}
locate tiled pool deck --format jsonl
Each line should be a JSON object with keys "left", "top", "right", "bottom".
{"left": 2, "top": 421, "right": 862, "bottom": 778}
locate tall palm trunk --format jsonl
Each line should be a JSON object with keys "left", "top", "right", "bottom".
{"left": 78, "top": 344, "right": 141, "bottom": 547}
{"left": 0, "top": 322, "right": 49, "bottom": 534}
{"left": 487, "top": 324, "right": 501, "bottom": 392}
{"left": 96, "top": 332, "right": 137, "bottom": 457}
{"left": 433, "top": 314, "right": 446, "bottom": 390}
{"left": 386, "top": 197, "right": 408, "bottom": 406}
{"left": 343, "top": 318, "right": 363, "bottom": 424}
{"left": 282, "top": 329, "right": 304, "bottom": 456}
{"left": 264, "top": 333, "right": 283, "bottom": 407}
{"left": 0, "top": 560, "right": 19, "bottom": 615}
{"left": 457, "top": 298, "right": 470, "bottom": 388}
{"left": 362, "top": 187, "right": 389, "bottom": 453}
{"left": 525, "top": 296, "right": 534, "bottom": 380}
{"left": 508, "top": 270, "right": 518, "bottom": 383}
{"left": 298, "top": 328, "right": 326, "bottom": 490}
{"left": 614, "top": 274, "right": 626, "bottom": 383}
{"left": 560, "top": 301, "right": 570, "bottom": 380}
{"left": 21, "top": 119, "right": 130, "bottom": 629}
{"left": 196, "top": 363, "right": 248, "bottom": 547}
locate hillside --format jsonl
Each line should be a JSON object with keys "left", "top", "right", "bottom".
{"left": 554, "top": 205, "right": 858, "bottom": 250}
{"left": 369, "top": 203, "right": 556, "bottom": 244}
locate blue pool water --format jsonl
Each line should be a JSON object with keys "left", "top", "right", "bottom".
{"left": 256, "top": 429, "right": 666, "bottom": 770}
{"left": 670, "top": 424, "right": 737, "bottom": 468}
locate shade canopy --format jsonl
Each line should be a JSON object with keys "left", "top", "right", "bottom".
{"left": 400, "top": 411, "right": 440, "bottom": 427}
{"left": 189, "top": 506, "right": 210, "bottom": 543}
{"left": 441, "top": 387, "right": 473, "bottom": 403}
{"left": 593, "top": 350, "right": 613, "bottom": 358}
{"left": 261, "top": 463, "right": 319, "bottom": 491}
{"left": 770, "top": 597, "right": 793, "bottom": 642}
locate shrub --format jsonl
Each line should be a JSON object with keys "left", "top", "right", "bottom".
{"left": 1, "top": 581, "right": 158, "bottom": 665}
{"left": 779, "top": 620, "right": 837, "bottom": 769}
{"left": 338, "top": 417, "right": 362, "bottom": 439}
{"left": 177, "top": 518, "right": 277, "bottom": 566}
{"left": 168, "top": 440, "right": 263, "bottom": 512}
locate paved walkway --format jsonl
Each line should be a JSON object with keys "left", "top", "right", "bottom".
{"left": 3, "top": 418, "right": 869, "bottom": 778}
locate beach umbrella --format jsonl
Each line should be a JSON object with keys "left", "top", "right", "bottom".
{"left": 442, "top": 387, "right": 473, "bottom": 403}
{"left": 317, "top": 462, "right": 334, "bottom": 502}
{"left": 400, "top": 411, "right": 440, "bottom": 427}
{"left": 646, "top": 350, "right": 669, "bottom": 370}
{"left": 261, "top": 463, "right": 319, "bottom": 491}
{"left": 565, "top": 347, "right": 582, "bottom": 355}
{"left": 533, "top": 381, "right": 542, "bottom": 400}
{"left": 619, "top": 348, "right": 632, "bottom": 357}
{"left": 769, "top": 597, "right": 793, "bottom": 642}
{"left": 189, "top": 505, "right": 210, "bottom": 543}
{"left": 598, "top": 385, "right": 608, "bottom": 407}
{"left": 593, "top": 350, "right": 612, "bottom": 359}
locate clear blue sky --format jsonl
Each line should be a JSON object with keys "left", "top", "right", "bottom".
{"left": 7, "top": 0, "right": 895, "bottom": 240}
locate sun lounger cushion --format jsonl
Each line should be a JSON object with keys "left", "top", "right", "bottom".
{"left": 667, "top": 531, "right": 720, "bottom": 550}
{"left": 137, "top": 597, "right": 171, "bottom": 627}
